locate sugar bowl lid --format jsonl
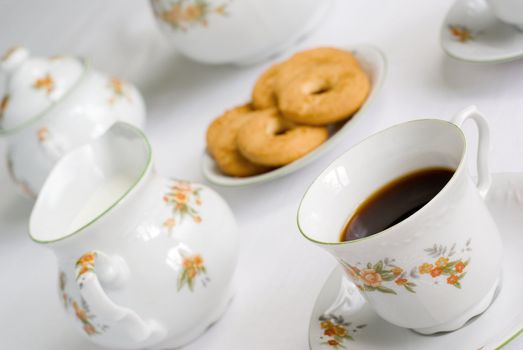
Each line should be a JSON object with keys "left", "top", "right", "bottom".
{"left": 0, "top": 47, "right": 85, "bottom": 131}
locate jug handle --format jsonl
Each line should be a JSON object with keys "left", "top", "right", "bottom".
{"left": 451, "top": 105, "right": 492, "bottom": 198}
{"left": 75, "top": 251, "right": 166, "bottom": 345}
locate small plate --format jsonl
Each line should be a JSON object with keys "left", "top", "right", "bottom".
{"left": 441, "top": 0, "right": 523, "bottom": 63}
{"left": 309, "top": 173, "right": 523, "bottom": 350}
{"left": 201, "top": 45, "right": 386, "bottom": 187}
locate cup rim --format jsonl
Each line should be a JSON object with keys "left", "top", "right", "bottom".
{"left": 296, "top": 118, "right": 468, "bottom": 246}
{"left": 28, "top": 122, "right": 152, "bottom": 244}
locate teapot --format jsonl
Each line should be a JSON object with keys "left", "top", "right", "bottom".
{"left": 0, "top": 47, "right": 146, "bottom": 197}
{"left": 29, "top": 122, "right": 239, "bottom": 349}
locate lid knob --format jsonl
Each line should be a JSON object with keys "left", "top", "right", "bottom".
{"left": 1, "top": 47, "right": 29, "bottom": 74}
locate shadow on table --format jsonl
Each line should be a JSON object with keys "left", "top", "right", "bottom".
{"left": 437, "top": 55, "right": 523, "bottom": 97}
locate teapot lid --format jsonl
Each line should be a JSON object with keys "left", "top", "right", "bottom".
{"left": 0, "top": 47, "right": 85, "bottom": 131}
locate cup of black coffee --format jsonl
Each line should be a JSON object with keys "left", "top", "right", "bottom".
{"left": 297, "top": 106, "right": 502, "bottom": 334}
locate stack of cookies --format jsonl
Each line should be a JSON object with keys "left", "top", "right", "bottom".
{"left": 206, "top": 47, "right": 371, "bottom": 177}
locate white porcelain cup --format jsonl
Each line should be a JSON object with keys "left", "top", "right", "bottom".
{"left": 297, "top": 106, "right": 503, "bottom": 334}
{"left": 486, "top": 0, "right": 523, "bottom": 30}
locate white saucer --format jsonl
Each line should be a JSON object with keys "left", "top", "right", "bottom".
{"left": 201, "top": 45, "right": 386, "bottom": 187}
{"left": 309, "top": 173, "right": 523, "bottom": 350}
{"left": 441, "top": 0, "right": 523, "bottom": 63}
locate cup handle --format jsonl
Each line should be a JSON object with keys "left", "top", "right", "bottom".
{"left": 75, "top": 251, "right": 166, "bottom": 345}
{"left": 451, "top": 105, "right": 492, "bottom": 198}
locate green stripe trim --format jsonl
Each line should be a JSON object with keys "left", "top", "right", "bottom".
{"left": 495, "top": 327, "right": 523, "bottom": 349}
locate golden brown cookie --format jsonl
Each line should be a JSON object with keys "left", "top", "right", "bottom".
{"left": 206, "top": 105, "right": 271, "bottom": 177}
{"left": 236, "top": 108, "right": 329, "bottom": 167}
{"left": 275, "top": 48, "right": 370, "bottom": 126}
{"left": 251, "top": 63, "right": 282, "bottom": 109}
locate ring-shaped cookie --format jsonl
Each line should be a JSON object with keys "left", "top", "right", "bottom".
{"left": 206, "top": 105, "right": 271, "bottom": 177}
{"left": 237, "top": 108, "right": 329, "bottom": 167}
{"left": 252, "top": 63, "right": 282, "bottom": 109}
{"left": 273, "top": 47, "right": 370, "bottom": 126}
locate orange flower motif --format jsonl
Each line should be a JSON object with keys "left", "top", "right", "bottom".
{"left": 182, "top": 256, "right": 193, "bottom": 268}
{"left": 395, "top": 278, "right": 408, "bottom": 285}
{"left": 174, "top": 191, "right": 188, "bottom": 204}
{"left": 327, "top": 339, "right": 339, "bottom": 346}
{"left": 214, "top": 4, "right": 226, "bottom": 15}
{"left": 193, "top": 255, "right": 203, "bottom": 267}
{"left": 37, "top": 127, "right": 49, "bottom": 142}
{"left": 447, "top": 274, "right": 459, "bottom": 285}
{"left": 449, "top": 25, "right": 472, "bottom": 43}
{"left": 193, "top": 215, "right": 202, "bottom": 223}
{"left": 110, "top": 78, "right": 124, "bottom": 95}
{"left": 334, "top": 325, "right": 347, "bottom": 337}
{"left": 320, "top": 320, "right": 333, "bottom": 329}
{"left": 391, "top": 267, "right": 403, "bottom": 276}
{"left": 183, "top": 4, "right": 204, "bottom": 21}
{"left": 430, "top": 267, "right": 443, "bottom": 277}
{"left": 455, "top": 261, "right": 465, "bottom": 273}
{"left": 435, "top": 257, "right": 449, "bottom": 267}
{"left": 33, "top": 74, "right": 54, "bottom": 95}
{"left": 161, "top": 4, "right": 183, "bottom": 23}
{"left": 324, "top": 328, "right": 335, "bottom": 336}
{"left": 83, "top": 323, "right": 97, "bottom": 335}
{"left": 195, "top": 198, "right": 202, "bottom": 206}
{"left": 419, "top": 263, "right": 433, "bottom": 274}
{"left": 78, "top": 252, "right": 95, "bottom": 265}
{"left": 163, "top": 195, "right": 169, "bottom": 203}
{"left": 359, "top": 268, "right": 382, "bottom": 287}
{"left": 72, "top": 301, "right": 88, "bottom": 322}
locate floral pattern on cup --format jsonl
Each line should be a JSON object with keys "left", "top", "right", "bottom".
{"left": 59, "top": 270, "right": 109, "bottom": 336}
{"left": 151, "top": 0, "right": 229, "bottom": 32}
{"left": 178, "top": 253, "right": 209, "bottom": 291}
{"left": 420, "top": 239, "right": 471, "bottom": 288}
{"left": 75, "top": 252, "right": 97, "bottom": 283}
{"left": 107, "top": 78, "right": 132, "bottom": 106}
{"left": 342, "top": 259, "right": 417, "bottom": 295}
{"left": 342, "top": 239, "right": 472, "bottom": 295}
{"left": 163, "top": 179, "right": 202, "bottom": 234}
{"left": 33, "top": 73, "right": 54, "bottom": 95}
{"left": 449, "top": 25, "right": 473, "bottom": 43}
{"left": 318, "top": 314, "right": 366, "bottom": 349}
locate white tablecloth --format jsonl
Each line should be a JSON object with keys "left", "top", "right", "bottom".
{"left": 0, "top": 0, "right": 522, "bottom": 349}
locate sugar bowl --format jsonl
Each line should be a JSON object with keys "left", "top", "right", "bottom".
{"left": 0, "top": 47, "right": 146, "bottom": 197}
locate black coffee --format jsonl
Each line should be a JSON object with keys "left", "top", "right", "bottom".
{"left": 340, "top": 167, "right": 454, "bottom": 242}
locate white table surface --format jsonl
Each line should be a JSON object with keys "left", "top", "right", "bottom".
{"left": 1, "top": 0, "right": 522, "bottom": 349}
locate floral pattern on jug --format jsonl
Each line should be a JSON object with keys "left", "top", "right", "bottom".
{"left": 151, "top": 0, "right": 230, "bottom": 32}
{"left": 318, "top": 314, "right": 366, "bottom": 348}
{"left": 59, "top": 271, "right": 109, "bottom": 336}
{"left": 342, "top": 259, "right": 417, "bottom": 295}
{"left": 449, "top": 25, "right": 473, "bottom": 43}
{"left": 75, "top": 251, "right": 97, "bottom": 284}
{"left": 178, "top": 253, "right": 209, "bottom": 291}
{"left": 163, "top": 179, "right": 202, "bottom": 233}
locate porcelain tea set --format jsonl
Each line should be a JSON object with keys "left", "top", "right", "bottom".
{"left": 2, "top": 0, "right": 523, "bottom": 348}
